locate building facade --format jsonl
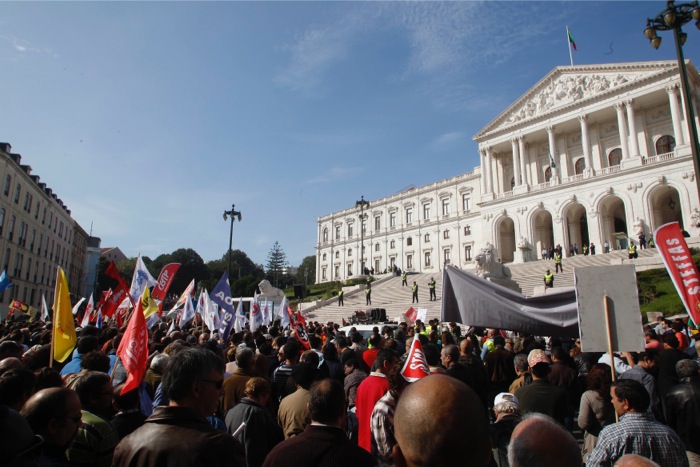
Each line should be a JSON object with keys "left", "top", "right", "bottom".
{"left": 316, "top": 60, "right": 700, "bottom": 282}
{"left": 0, "top": 143, "right": 89, "bottom": 317}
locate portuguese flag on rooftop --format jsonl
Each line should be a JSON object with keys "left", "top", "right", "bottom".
{"left": 568, "top": 28, "right": 577, "bottom": 51}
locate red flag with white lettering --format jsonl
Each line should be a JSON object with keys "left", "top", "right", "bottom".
{"left": 654, "top": 221, "right": 700, "bottom": 324}
{"left": 404, "top": 306, "right": 418, "bottom": 323}
{"left": 116, "top": 288, "right": 149, "bottom": 395}
{"left": 288, "top": 307, "right": 310, "bottom": 349}
{"left": 151, "top": 263, "right": 180, "bottom": 316}
{"left": 400, "top": 334, "right": 430, "bottom": 382}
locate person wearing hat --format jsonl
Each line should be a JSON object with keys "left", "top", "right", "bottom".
{"left": 489, "top": 392, "right": 521, "bottom": 467}
{"left": 514, "top": 349, "right": 567, "bottom": 425}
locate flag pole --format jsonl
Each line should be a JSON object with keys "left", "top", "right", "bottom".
{"left": 48, "top": 267, "right": 60, "bottom": 368}
{"left": 566, "top": 26, "right": 574, "bottom": 66}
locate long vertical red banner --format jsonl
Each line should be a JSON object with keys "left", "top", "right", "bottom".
{"left": 653, "top": 222, "right": 700, "bottom": 324}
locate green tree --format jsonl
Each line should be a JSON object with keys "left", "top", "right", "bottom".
{"left": 266, "top": 241, "right": 288, "bottom": 287}
{"left": 203, "top": 250, "right": 265, "bottom": 293}
{"left": 296, "top": 255, "right": 316, "bottom": 285}
{"left": 150, "top": 248, "right": 209, "bottom": 297}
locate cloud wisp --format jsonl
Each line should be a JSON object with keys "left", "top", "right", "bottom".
{"left": 305, "top": 166, "right": 364, "bottom": 185}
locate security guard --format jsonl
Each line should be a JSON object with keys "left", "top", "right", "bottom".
{"left": 554, "top": 252, "right": 563, "bottom": 273}
{"left": 402, "top": 271, "right": 408, "bottom": 287}
{"left": 412, "top": 281, "right": 419, "bottom": 303}
{"left": 338, "top": 289, "right": 344, "bottom": 306}
{"left": 428, "top": 277, "right": 436, "bottom": 301}
{"left": 365, "top": 282, "right": 372, "bottom": 306}
{"left": 544, "top": 269, "right": 554, "bottom": 288}
{"left": 628, "top": 241, "right": 638, "bottom": 259}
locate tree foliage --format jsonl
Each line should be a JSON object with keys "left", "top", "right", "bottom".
{"left": 265, "top": 241, "right": 288, "bottom": 287}
{"left": 296, "top": 255, "right": 316, "bottom": 285}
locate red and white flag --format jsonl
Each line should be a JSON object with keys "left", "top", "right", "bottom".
{"left": 654, "top": 222, "right": 700, "bottom": 324}
{"left": 80, "top": 294, "right": 95, "bottom": 328}
{"left": 117, "top": 288, "right": 149, "bottom": 395}
{"left": 404, "top": 306, "right": 418, "bottom": 323}
{"left": 151, "top": 263, "right": 180, "bottom": 316}
{"left": 289, "top": 306, "right": 310, "bottom": 349}
{"left": 400, "top": 334, "right": 430, "bottom": 382}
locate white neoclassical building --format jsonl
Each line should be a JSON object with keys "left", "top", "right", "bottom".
{"left": 315, "top": 60, "right": 700, "bottom": 283}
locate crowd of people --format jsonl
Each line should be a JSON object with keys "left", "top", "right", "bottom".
{"left": 0, "top": 311, "right": 699, "bottom": 467}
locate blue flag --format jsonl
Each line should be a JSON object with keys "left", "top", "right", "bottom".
{"left": 0, "top": 270, "right": 11, "bottom": 294}
{"left": 211, "top": 271, "right": 235, "bottom": 341}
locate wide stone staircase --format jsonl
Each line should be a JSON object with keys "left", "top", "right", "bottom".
{"left": 306, "top": 247, "right": 664, "bottom": 325}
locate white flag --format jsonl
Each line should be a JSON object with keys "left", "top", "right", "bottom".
{"left": 79, "top": 294, "right": 94, "bottom": 328}
{"left": 129, "top": 255, "right": 157, "bottom": 303}
{"left": 233, "top": 298, "right": 247, "bottom": 334}
{"left": 250, "top": 292, "right": 263, "bottom": 332}
{"left": 277, "top": 296, "right": 290, "bottom": 328}
{"left": 262, "top": 300, "right": 271, "bottom": 326}
{"left": 168, "top": 279, "right": 195, "bottom": 315}
{"left": 180, "top": 293, "right": 196, "bottom": 326}
{"left": 41, "top": 294, "right": 49, "bottom": 322}
{"left": 72, "top": 297, "right": 86, "bottom": 316}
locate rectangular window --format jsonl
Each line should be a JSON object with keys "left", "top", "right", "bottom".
{"left": 443, "top": 230, "right": 450, "bottom": 239}
{"left": 390, "top": 240, "right": 396, "bottom": 249}
{"left": 464, "top": 225, "right": 471, "bottom": 236}
{"left": 375, "top": 244, "right": 380, "bottom": 252}
{"left": 8, "top": 216, "right": 15, "bottom": 242}
{"left": 13, "top": 184, "right": 20, "bottom": 204}
{"left": 0, "top": 208, "right": 4, "bottom": 236}
{"left": 42, "top": 207, "right": 46, "bottom": 225}
{"left": 444, "top": 249, "right": 451, "bottom": 264}
{"left": 374, "top": 216, "right": 381, "bottom": 231}
{"left": 14, "top": 252, "right": 21, "bottom": 276}
{"left": 348, "top": 248, "right": 352, "bottom": 257}
{"left": 362, "top": 220, "right": 366, "bottom": 235}
{"left": 30, "top": 230, "right": 35, "bottom": 252}
{"left": 423, "top": 204, "right": 431, "bottom": 220}
{"left": 462, "top": 194, "right": 472, "bottom": 211}
{"left": 335, "top": 227, "right": 340, "bottom": 240}
{"left": 322, "top": 267, "right": 327, "bottom": 280}
{"left": 18, "top": 222, "right": 25, "bottom": 246}
{"left": 3, "top": 175, "right": 10, "bottom": 196}
{"left": 424, "top": 233, "right": 430, "bottom": 243}
{"left": 424, "top": 251, "right": 431, "bottom": 267}
{"left": 407, "top": 254, "right": 413, "bottom": 269}
{"left": 3, "top": 248, "right": 10, "bottom": 271}
{"left": 406, "top": 207, "right": 413, "bottom": 224}
{"left": 442, "top": 199, "right": 450, "bottom": 216}
{"left": 34, "top": 201, "right": 39, "bottom": 219}
{"left": 465, "top": 245, "right": 472, "bottom": 261}
{"left": 59, "top": 222, "right": 63, "bottom": 238}
{"left": 25, "top": 258, "right": 31, "bottom": 280}
{"left": 390, "top": 212, "right": 396, "bottom": 227}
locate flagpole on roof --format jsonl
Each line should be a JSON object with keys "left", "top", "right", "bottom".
{"left": 567, "top": 25, "right": 574, "bottom": 66}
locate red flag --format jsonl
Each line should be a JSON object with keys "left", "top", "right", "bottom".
{"left": 10, "top": 299, "right": 29, "bottom": 314}
{"left": 404, "top": 306, "right": 418, "bottom": 323}
{"left": 400, "top": 334, "right": 430, "bottom": 382}
{"left": 654, "top": 222, "right": 700, "bottom": 324}
{"left": 99, "top": 286, "right": 128, "bottom": 318}
{"left": 289, "top": 308, "right": 310, "bottom": 349}
{"left": 151, "top": 263, "right": 180, "bottom": 315}
{"left": 105, "top": 261, "right": 129, "bottom": 290}
{"left": 116, "top": 289, "right": 149, "bottom": 395}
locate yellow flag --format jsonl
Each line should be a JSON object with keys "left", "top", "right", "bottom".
{"left": 53, "top": 267, "right": 76, "bottom": 363}
{"left": 141, "top": 286, "right": 159, "bottom": 319}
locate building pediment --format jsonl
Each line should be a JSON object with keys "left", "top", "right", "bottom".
{"left": 474, "top": 61, "right": 685, "bottom": 142}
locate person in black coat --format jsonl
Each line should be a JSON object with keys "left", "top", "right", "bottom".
{"left": 226, "top": 377, "right": 283, "bottom": 467}
{"left": 262, "top": 379, "right": 374, "bottom": 467}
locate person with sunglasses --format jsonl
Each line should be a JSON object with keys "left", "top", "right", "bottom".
{"left": 113, "top": 347, "right": 245, "bottom": 467}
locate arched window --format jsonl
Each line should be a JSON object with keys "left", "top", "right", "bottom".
{"left": 544, "top": 167, "right": 552, "bottom": 182}
{"left": 574, "top": 158, "right": 585, "bottom": 175}
{"left": 608, "top": 148, "right": 622, "bottom": 167}
{"left": 323, "top": 228, "right": 328, "bottom": 242}
{"left": 656, "top": 135, "right": 676, "bottom": 155}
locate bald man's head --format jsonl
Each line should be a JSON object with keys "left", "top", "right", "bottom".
{"left": 394, "top": 375, "right": 490, "bottom": 467}
{"left": 508, "top": 414, "right": 581, "bottom": 467}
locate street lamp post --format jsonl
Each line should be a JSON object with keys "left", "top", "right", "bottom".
{"left": 223, "top": 204, "right": 242, "bottom": 277}
{"left": 355, "top": 196, "right": 370, "bottom": 276}
{"left": 645, "top": 1, "right": 700, "bottom": 203}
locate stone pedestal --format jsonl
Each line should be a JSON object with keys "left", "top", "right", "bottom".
{"left": 513, "top": 246, "right": 531, "bottom": 264}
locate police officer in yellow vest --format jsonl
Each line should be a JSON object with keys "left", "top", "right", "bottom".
{"left": 628, "top": 241, "right": 638, "bottom": 259}
{"left": 412, "top": 281, "right": 419, "bottom": 303}
{"left": 402, "top": 272, "right": 408, "bottom": 287}
{"left": 338, "top": 289, "right": 344, "bottom": 306}
{"left": 428, "top": 278, "right": 436, "bottom": 301}
{"left": 544, "top": 269, "right": 554, "bottom": 289}
{"left": 365, "top": 282, "right": 372, "bottom": 306}
{"left": 554, "top": 252, "right": 563, "bottom": 273}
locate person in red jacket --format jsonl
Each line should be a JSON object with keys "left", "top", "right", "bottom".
{"left": 354, "top": 349, "right": 398, "bottom": 453}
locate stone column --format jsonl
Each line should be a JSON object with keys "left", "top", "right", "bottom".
{"left": 547, "top": 126, "right": 559, "bottom": 178}
{"left": 667, "top": 84, "right": 685, "bottom": 146}
{"left": 485, "top": 147, "right": 494, "bottom": 194}
{"left": 479, "top": 149, "right": 487, "bottom": 195}
{"left": 511, "top": 139, "right": 521, "bottom": 188}
{"left": 615, "top": 103, "right": 630, "bottom": 160}
{"left": 518, "top": 137, "right": 528, "bottom": 186}
{"left": 579, "top": 114, "right": 593, "bottom": 174}
{"left": 625, "top": 100, "right": 640, "bottom": 157}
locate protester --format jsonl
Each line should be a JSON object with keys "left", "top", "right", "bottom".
{"left": 277, "top": 362, "right": 317, "bottom": 439}
{"left": 489, "top": 392, "right": 521, "bottom": 467}
{"left": 222, "top": 347, "right": 257, "bottom": 413}
{"left": 664, "top": 359, "right": 700, "bottom": 464}
{"left": 355, "top": 349, "right": 397, "bottom": 453}
{"left": 514, "top": 349, "right": 567, "bottom": 425}
{"left": 113, "top": 347, "right": 245, "bottom": 466}
{"left": 263, "top": 379, "right": 375, "bottom": 467}
{"left": 578, "top": 363, "right": 615, "bottom": 462}
{"left": 507, "top": 413, "right": 582, "bottom": 467}
{"left": 370, "top": 363, "right": 409, "bottom": 466}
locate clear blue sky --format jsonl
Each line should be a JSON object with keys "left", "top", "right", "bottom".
{"left": 0, "top": 1, "right": 697, "bottom": 268}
